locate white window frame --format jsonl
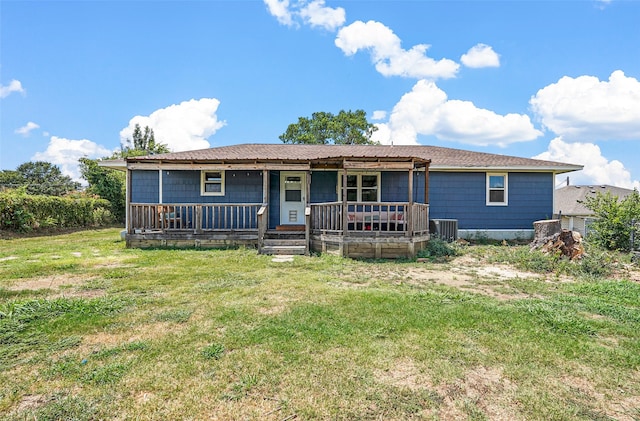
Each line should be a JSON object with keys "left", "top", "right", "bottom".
{"left": 338, "top": 172, "right": 381, "bottom": 202}
{"left": 486, "top": 173, "right": 508, "bottom": 206}
{"left": 201, "top": 170, "right": 225, "bottom": 196}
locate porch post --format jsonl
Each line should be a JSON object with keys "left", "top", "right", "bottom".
{"left": 126, "top": 167, "right": 132, "bottom": 234}
{"left": 408, "top": 163, "right": 414, "bottom": 204}
{"left": 407, "top": 163, "right": 414, "bottom": 237}
{"left": 424, "top": 163, "right": 430, "bottom": 205}
{"left": 341, "top": 162, "right": 348, "bottom": 257}
{"left": 260, "top": 169, "right": 269, "bottom": 250}
{"left": 305, "top": 168, "right": 311, "bottom": 255}
{"left": 158, "top": 169, "right": 163, "bottom": 204}
{"left": 262, "top": 169, "right": 269, "bottom": 204}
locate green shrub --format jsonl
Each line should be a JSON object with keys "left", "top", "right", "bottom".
{"left": 417, "top": 238, "right": 459, "bottom": 261}
{"left": 0, "top": 189, "right": 113, "bottom": 232}
{"left": 583, "top": 190, "right": 640, "bottom": 251}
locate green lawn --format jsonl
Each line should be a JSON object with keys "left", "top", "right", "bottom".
{"left": 1, "top": 228, "right": 639, "bottom": 420}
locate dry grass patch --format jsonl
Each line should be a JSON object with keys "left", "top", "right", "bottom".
{"left": 435, "top": 366, "right": 519, "bottom": 421}
{"left": 558, "top": 373, "right": 640, "bottom": 421}
{"left": 5, "top": 274, "right": 94, "bottom": 291}
{"left": 375, "top": 359, "right": 521, "bottom": 420}
{"left": 374, "top": 357, "right": 431, "bottom": 391}
{"left": 404, "top": 265, "right": 538, "bottom": 301}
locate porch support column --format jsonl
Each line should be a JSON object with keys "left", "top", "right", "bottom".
{"left": 305, "top": 166, "right": 311, "bottom": 256}
{"left": 407, "top": 162, "right": 414, "bottom": 237}
{"left": 260, "top": 168, "right": 269, "bottom": 246}
{"left": 306, "top": 166, "right": 311, "bottom": 208}
{"left": 126, "top": 167, "right": 132, "bottom": 234}
{"left": 408, "top": 162, "right": 414, "bottom": 205}
{"left": 424, "top": 163, "right": 430, "bottom": 205}
{"left": 341, "top": 162, "right": 348, "bottom": 257}
{"left": 158, "top": 169, "right": 163, "bottom": 204}
{"left": 262, "top": 169, "right": 269, "bottom": 204}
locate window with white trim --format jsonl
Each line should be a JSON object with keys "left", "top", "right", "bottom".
{"left": 339, "top": 172, "right": 380, "bottom": 202}
{"left": 201, "top": 171, "right": 225, "bottom": 196}
{"left": 486, "top": 173, "right": 507, "bottom": 205}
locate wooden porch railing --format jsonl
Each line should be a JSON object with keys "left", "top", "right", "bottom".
{"left": 411, "top": 203, "right": 430, "bottom": 236}
{"left": 129, "top": 203, "right": 261, "bottom": 233}
{"left": 310, "top": 202, "right": 429, "bottom": 236}
{"left": 129, "top": 202, "right": 430, "bottom": 239}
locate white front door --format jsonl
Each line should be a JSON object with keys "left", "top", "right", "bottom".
{"left": 280, "top": 172, "right": 306, "bottom": 225}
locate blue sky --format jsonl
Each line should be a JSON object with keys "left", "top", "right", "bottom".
{"left": 1, "top": 0, "right": 639, "bottom": 188}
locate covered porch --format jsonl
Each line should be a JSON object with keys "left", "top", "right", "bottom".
{"left": 125, "top": 200, "right": 430, "bottom": 258}
{"left": 120, "top": 146, "right": 432, "bottom": 258}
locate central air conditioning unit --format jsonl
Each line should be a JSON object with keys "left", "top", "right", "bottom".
{"left": 429, "top": 219, "right": 458, "bottom": 241}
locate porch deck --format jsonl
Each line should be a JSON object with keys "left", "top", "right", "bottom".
{"left": 126, "top": 202, "right": 430, "bottom": 258}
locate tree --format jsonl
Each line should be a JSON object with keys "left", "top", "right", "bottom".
{"left": 118, "top": 124, "right": 170, "bottom": 157}
{"left": 79, "top": 125, "right": 171, "bottom": 223}
{"left": 583, "top": 190, "right": 640, "bottom": 251}
{"left": 279, "top": 109, "right": 378, "bottom": 145}
{"left": 79, "top": 157, "right": 126, "bottom": 223}
{"left": 0, "top": 170, "right": 23, "bottom": 191}
{"left": 12, "top": 161, "right": 80, "bottom": 196}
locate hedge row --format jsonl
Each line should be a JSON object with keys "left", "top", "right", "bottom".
{"left": 0, "top": 190, "right": 113, "bottom": 232}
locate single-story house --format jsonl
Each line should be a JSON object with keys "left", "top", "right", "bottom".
{"left": 554, "top": 184, "right": 636, "bottom": 236}
{"left": 102, "top": 143, "right": 581, "bottom": 258}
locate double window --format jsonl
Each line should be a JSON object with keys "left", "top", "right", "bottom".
{"left": 340, "top": 172, "right": 380, "bottom": 202}
{"left": 201, "top": 171, "right": 225, "bottom": 196}
{"left": 486, "top": 173, "right": 507, "bottom": 205}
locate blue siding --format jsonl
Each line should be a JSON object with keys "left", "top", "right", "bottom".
{"left": 162, "top": 170, "right": 263, "bottom": 204}
{"left": 428, "top": 172, "right": 553, "bottom": 229}
{"left": 131, "top": 170, "right": 263, "bottom": 204}
{"left": 269, "top": 171, "right": 280, "bottom": 229}
{"left": 131, "top": 170, "right": 159, "bottom": 203}
{"left": 311, "top": 171, "right": 337, "bottom": 203}
{"left": 131, "top": 168, "right": 553, "bottom": 231}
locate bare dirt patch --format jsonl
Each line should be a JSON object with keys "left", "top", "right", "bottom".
{"left": 14, "top": 394, "right": 49, "bottom": 412}
{"left": 374, "top": 358, "right": 431, "bottom": 391}
{"left": 79, "top": 321, "right": 188, "bottom": 353}
{"left": 375, "top": 359, "right": 521, "bottom": 420}
{"left": 561, "top": 374, "right": 640, "bottom": 421}
{"left": 6, "top": 274, "right": 95, "bottom": 291}
{"left": 435, "top": 366, "right": 520, "bottom": 421}
{"left": 404, "top": 265, "right": 537, "bottom": 301}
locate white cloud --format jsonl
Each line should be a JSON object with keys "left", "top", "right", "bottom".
{"left": 264, "top": 0, "right": 345, "bottom": 31}
{"left": 15, "top": 122, "right": 40, "bottom": 137}
{"left": 371, "top": 80, "right": 542, "bottom": 146}
{"left": 120, "top": 98, "right": 226, "bottom": 152}
{"left": 264, "top": 0, "right": 294, "bottom": 26}
{"left": 530, "top": 70, "right": 640, "bottom": 141}
{"left": 32, "top": 136, "right": 113, "bottom": 183}
{"left": 300, "top": 0, "right": 345, "bottom": 31}
{"left": 596, "top": 0, "right": 613, "bottom": 9}
{"left": 335, "top": 20, "right": 459, "bottom": 80}
{"left": 0, "top": 79, "right": 25, "bottom": 98}
{"left": 533, "top": 137, "right": 640, "bottom": 189}
{"left": 371, "top": 110, "right": 387, "bottom": 120}
{"left": 460, "top": 43, "right": 500, "bottom": 68}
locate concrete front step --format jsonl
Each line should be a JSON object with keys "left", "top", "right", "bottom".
{"left": 261, "top": 245, "right": 307, "bottom": 255}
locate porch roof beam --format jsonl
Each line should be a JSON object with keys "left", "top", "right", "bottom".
{"left": 342, "top": 161, "right": 418, "bottom": 170}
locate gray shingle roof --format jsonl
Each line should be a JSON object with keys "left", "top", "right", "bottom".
{"left": 555, "top": 184, "right": 636, "bottom": 215}
{"left": 126, "top": 143, "right": 582, "bottom": 172}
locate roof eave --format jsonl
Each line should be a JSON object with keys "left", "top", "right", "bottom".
{"left": 97, "top": 159, "right": 127, "bottom": 171}
{"left": 429, "top": 165, "right": 583, "bottom": 173}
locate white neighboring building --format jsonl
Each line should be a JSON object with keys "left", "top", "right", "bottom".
{"left": 554, "top": 184, "right": 635, "bottom": 236}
